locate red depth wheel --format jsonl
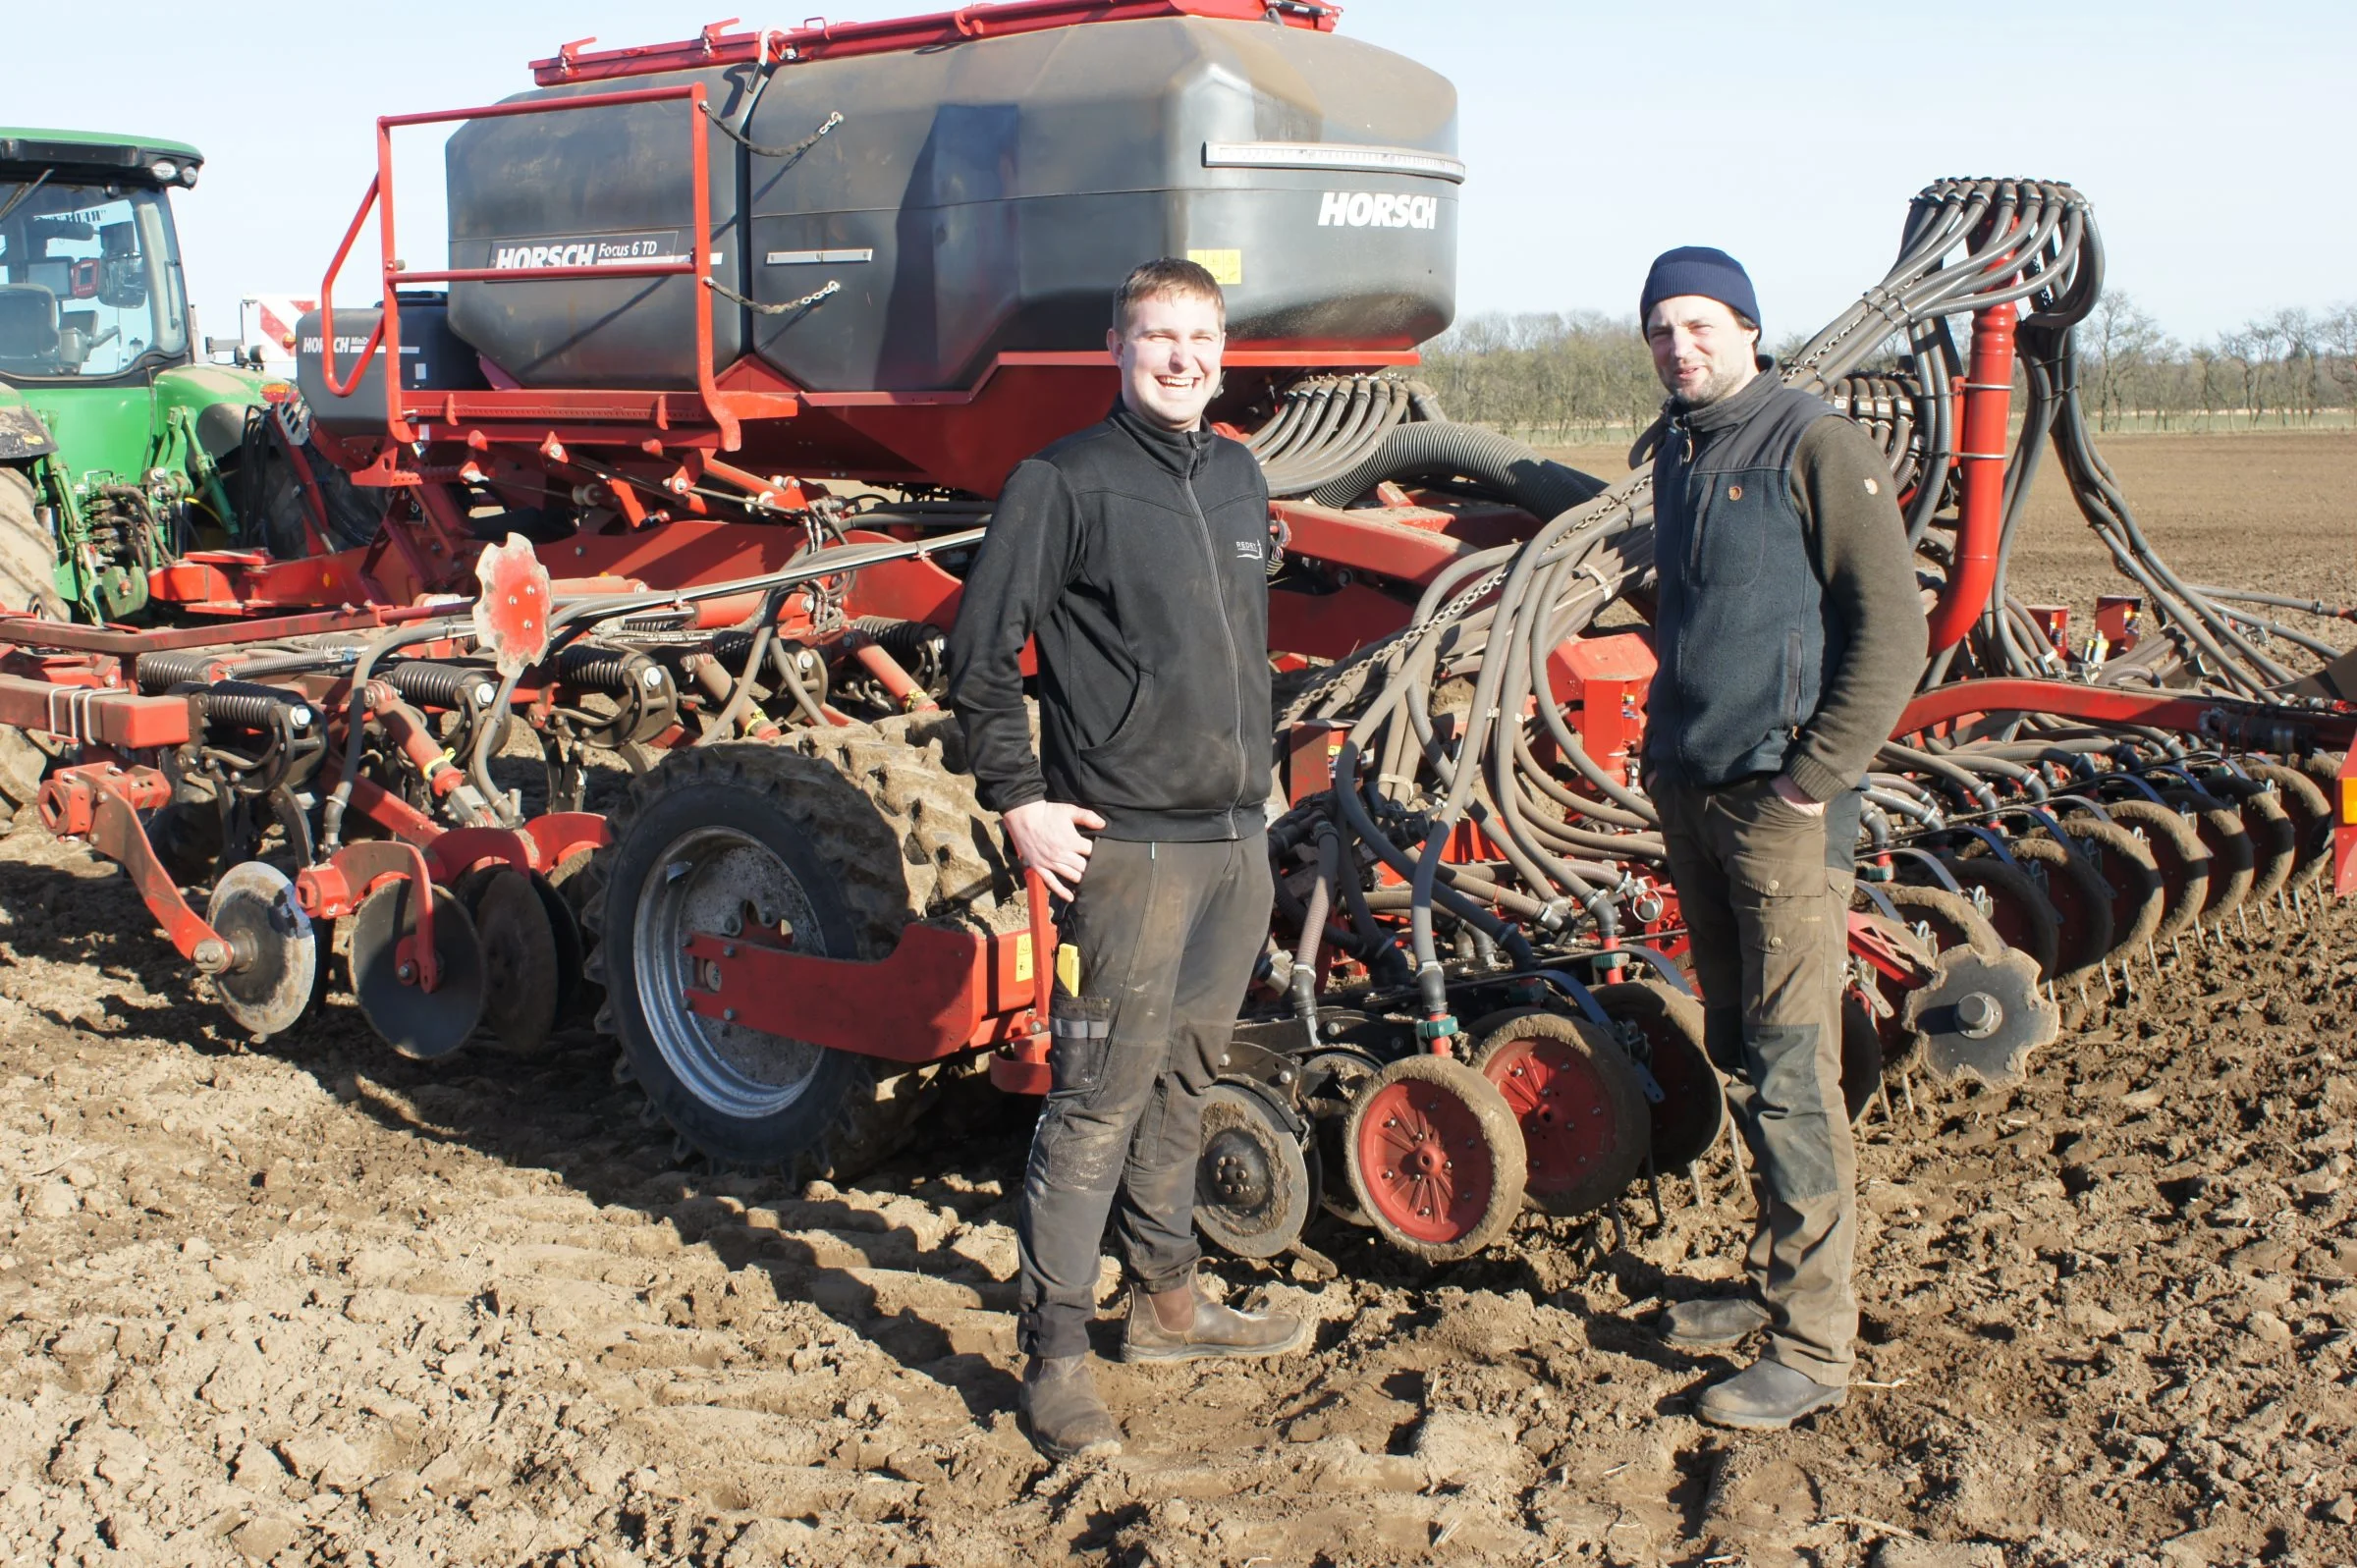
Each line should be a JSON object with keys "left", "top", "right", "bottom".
{"left": 1343, "top": 1054, "right": 1526, "bottom": 1263}
{"left": 1469, "top": 1009, "right": 1650, "bottom": 1217}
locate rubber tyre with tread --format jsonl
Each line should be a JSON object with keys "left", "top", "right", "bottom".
{"left": 0, "top": 466, "right": 62, "bottom": 618}
{"left": 2101, "top": 797, "right": 2208, "bottom": 945}
{"left": 588, "top": 730, "right": 1005, "bottom": 1179}
{"left": 1468, "top": 1007, "right": 1650, "bottom": 1217}
{"left": 1343, "top": 1053, "right": 1527, "bottom": 1263}
{"left": 2044, "top": 814, "right": 2163, "bottom": 965}
{"left": 0, "top": 466, "right": 65, "bottom": 808}
{"left": 1589, "top": 980, "right": 1722, "bottom": 1172}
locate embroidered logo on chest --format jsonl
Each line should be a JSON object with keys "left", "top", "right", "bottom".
{"left": 1233, "top": 539, "right": 1264, "bottom": 561}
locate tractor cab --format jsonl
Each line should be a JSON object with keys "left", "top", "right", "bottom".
{"left": 0, "top": 131, "right": 200, "bottom": 385}
{"left": 0, "top": 129, "right": 380, "bottom": 623}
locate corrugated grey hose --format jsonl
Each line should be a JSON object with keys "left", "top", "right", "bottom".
{"left": 1255, "top": 376, "right": 1418, "bottom": 496}
{"left": 1303, "top": 421, "right": 1609, "bottom": 521}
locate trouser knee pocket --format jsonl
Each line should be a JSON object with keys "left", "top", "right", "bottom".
{"left": 1747, "top": 1021, "right": 1838, "bottom": 1203}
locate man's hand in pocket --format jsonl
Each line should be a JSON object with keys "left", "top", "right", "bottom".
{"left": 1004, "top": 800, "right": 1108, "bottom": 899}
{"left": 1770, "top": 775, "right": 1827, "bottom": 817}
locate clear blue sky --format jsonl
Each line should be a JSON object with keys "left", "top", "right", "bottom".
{"left": 10, "top": 0, "right": 2349, "bottom": 350}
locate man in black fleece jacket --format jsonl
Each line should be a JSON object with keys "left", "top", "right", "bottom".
{"left": 947, "top": 259, "right": 1303, "bottom": 1462}
{"left": 1635, "top": 247, "right": 1926, "bottom": 1431}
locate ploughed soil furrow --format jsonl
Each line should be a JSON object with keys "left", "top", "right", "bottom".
{"left": 5, "top": 801, "right": 2356, "bottom": 1565}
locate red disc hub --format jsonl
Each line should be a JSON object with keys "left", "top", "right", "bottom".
{"left": 1480, "top": 1032, "right": 1617, "bottom": 1202}
{"left": 1353, "top": 1078, "right": 1498, "bottom": 1245}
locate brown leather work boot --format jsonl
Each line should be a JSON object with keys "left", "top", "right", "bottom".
{"left": 1120, "top": 1280, "right": 1308, "bottom": 1365}
{"left": 1018, "top": 1355, "right": 1123, "bottom": 1461}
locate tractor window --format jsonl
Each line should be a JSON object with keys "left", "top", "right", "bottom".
{"left": 0, "top": 179, "right": 189, "bottom": 380}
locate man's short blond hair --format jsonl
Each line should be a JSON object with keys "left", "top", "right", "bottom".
{"left": 1112, "top": 258, "right": 1227, "bottom": 334}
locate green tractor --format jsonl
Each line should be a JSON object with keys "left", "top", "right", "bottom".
{"left": 0, "top": 129, "right": 378, "bottom": 624}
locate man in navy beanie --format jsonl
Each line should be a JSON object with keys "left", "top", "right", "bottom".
{"left": 1635, "top": 246, "right": 1925, "bottom": 1429}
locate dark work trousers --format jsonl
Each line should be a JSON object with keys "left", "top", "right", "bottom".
{"left": 1654, "top": 775, "right": 1861, "bottom": 1385}
{"left": 1015, "top": 832, "right": 1274, "bottom": 1360}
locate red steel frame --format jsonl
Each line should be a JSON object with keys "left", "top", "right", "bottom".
{"left": 20, "top": 5, "right": 2352, "bottom": 1076}
{"left": 531, "top": 3, "right": 1341, "bottom": 86}
{"left": 316, "top": 81, "right": 786, "bottom": 454}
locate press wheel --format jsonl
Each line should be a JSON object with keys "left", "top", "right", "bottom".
{"left": 2046, "top": 814, "right": 2164, "bottom": 963}
{"left": 1301, "top": 1048, "right": 1381, "bottom": 1225}
{"left": 1878, "top": 883, "right": 2003, "bottom": 960}
{"left": 1343, "top": 1053, "right": 1526, "bottom": 1262}
{"left": 1589, "top": 980, "right": 1722, "bottom": 1171}
{"left": 1194, "top": 1080, "right": 1314, "bottom": 1260}
{"left": 1839, "top": 993, "right": 1884, "bottom": 1123}
{"left": 2205, "top": 780, "right": 2297, "bottom": 906}
{"left": 2245, "top": 761, "right": 2332, "bottom": 889}
{"left": 2160, "top": 787, "right": 2252, "bottom": 918}
{"left": 1997, "top": 836, "right": 2113, "bottom": 986}
{"left": 2102, "top": 798, "right": 2208, "bottom": 945}
{"left": 1469, "top": 1009, "right": 1650, "bottom": 1217}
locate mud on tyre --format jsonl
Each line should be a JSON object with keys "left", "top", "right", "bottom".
{"left": 586, "top": 723, "right": 1013, "bottom": 1179}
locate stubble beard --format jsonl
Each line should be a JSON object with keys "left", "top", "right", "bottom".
{"left": 1672, "top": 357, "right": 1754, "bottom": 409}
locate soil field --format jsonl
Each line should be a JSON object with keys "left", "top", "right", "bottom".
{"left": 1, "top": 431, "right": 2354, "bottom": 1568}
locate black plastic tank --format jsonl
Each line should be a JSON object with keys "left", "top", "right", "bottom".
{"left": 294, "top": 296, "right": 489, "bottom": 435}
{"left": 442, "top": 14, "right": 1458, "bottom": 394}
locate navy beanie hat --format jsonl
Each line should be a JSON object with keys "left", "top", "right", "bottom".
{"left": 1639, "top": 246, "right": 1761, "bottom": 332}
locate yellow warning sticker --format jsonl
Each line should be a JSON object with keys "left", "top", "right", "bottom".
{"left": 1187, "top": 248, "right": 1244, "bottom": 286}
{"left": 1014, "top": 933, "right": 1033, "bottom": 984}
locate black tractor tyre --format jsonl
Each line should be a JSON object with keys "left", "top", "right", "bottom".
{"left": 586, "top": 725, "right": 1010, "bottom": 1180}
{"left": 0, "top": 466, "right": 67, "bottom": 809}
{"left": 0, "top": 466, "right": 65, "bottom": 619}
{"left": 243, "top": 427, "right": 386, "bottom": 559}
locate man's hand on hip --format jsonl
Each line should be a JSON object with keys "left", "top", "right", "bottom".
{"left": 1770, "top": 774, "right": 1827, "bottom": 817}
{"left": 1004, "top": 800, "right": 1108, "bottom": 900}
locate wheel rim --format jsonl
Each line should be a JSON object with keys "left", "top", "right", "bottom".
{"left": 1353, "top": 1074, "right": 1497, "bottom": 1246}
{"left": 632, "top": 825, "right": 829, "bottom": 1120}
{"left": 1195, "top": 1083, "right": 1311, "bottom": 1259}
{"left": 1481, "top": 1033, "right": 1618, "bottom": 1202}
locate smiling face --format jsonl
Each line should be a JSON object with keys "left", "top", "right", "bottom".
{"left": 1107, "top": 287, "right": 1226, "bottom": 431}
{"left": 1645, "top": 294, "right": 1761, "bottom": 408}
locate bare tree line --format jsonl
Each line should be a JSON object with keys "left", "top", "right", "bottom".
{"left": 1421, "top": 297, "right": 2357, "bottom": 443}
{"left": 2081, "top": 295, "right": 2357, "bottom": 432}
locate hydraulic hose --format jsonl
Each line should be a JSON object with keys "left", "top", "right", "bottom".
{"left": 1303, "top": 420, "right": 1608, "bottom": 519}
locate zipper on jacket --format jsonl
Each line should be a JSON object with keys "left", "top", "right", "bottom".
{"left": 1181, "top": 474, "right": 1248, "bottom": 836}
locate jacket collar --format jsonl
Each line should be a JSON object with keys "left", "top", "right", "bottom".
{"left": 1108, "top": 401, "right": 1215, "bottom": 478}
{"left": 1659, "top": 357, "right": 1781, "bottom": 462}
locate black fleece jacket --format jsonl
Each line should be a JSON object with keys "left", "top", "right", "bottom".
{"left": 946, "top": 406, "right": 1274, "bottom": 842}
